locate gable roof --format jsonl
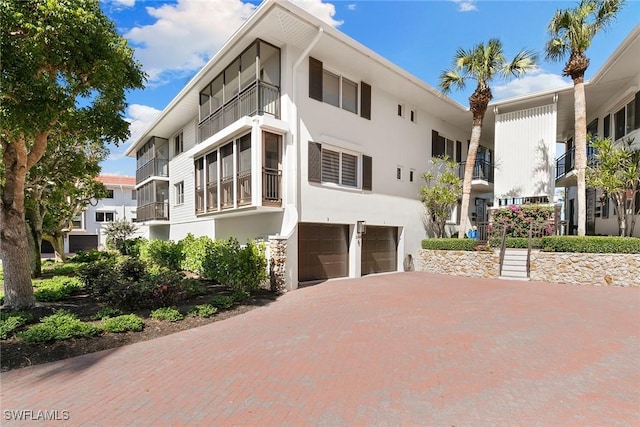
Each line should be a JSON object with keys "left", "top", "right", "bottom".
{"left": 96, "top": 174, "right": 136, "bottom": 186}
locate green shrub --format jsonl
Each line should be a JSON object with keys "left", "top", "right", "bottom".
{"left": 421, "top": 238, "right": 479, "bottom": 251}
{"left": 232, "top": 289, "right": 250, "bottom": 304}
{"left": 141, "top": 239, "right": 184, "bottom": 270}
{"left": 0, "top": 312, "right": 32, "bottom": 339}
{"left": 180, "top": 234, "right": 216, "bottom": 276}
{"left": 188, "top": 304, "right": 218, "bottom": 318}
{"left": 72, "top": 249, "right": 119, "bottom": 264}
{"left": 487, "top": 237, "right": 543, "bottom": 249}
{"left": 541, "top": 236, "right": 640, "bottom": 254}
{"left": 92, "top": 307, "right": 124, "bottom": 320}
{"left": 101, "top": 314, "right": 144, "bottom": 333}
{"left": 120, "top": 237, "right": 147, "bottom": 257}
{"left": 150, "top": 307, "right": 184, "bottom": 322}
{"left": 18, "top": 310, "right": 101, "bottom": 344}
{"left": 209, "top": 295, "right": 235, "bottom": 310}
{"left": 33, "top": 276, "right": 84, "bottom": 302}
{"left": 181, "top": 279, "right": 207, "bottom": 298}
{"left": 42, "top": 262, "right": 82, "bottom": 276}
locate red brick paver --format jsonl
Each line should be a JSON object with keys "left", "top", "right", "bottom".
{"left": 2, "top": 272, "right": 639, "bottom": 426}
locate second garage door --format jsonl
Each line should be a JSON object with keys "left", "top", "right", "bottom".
{"left": 361, "top": 226, "right": 398, "bottom": 275}
{"left": 298, "top": 223, "right": 349, "bottom": 282}
{"left": 69, "top": 235, "right": 99, "bottom": 253}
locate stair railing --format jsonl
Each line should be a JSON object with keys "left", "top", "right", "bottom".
{"left": 499, "top": 225, "right": 509, "bottom": 276}
{"left": 526, "top": 222, "right": 533, "bottom": 278}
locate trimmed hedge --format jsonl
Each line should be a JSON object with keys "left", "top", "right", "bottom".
{"left": 488, "top": 237, "right": 542, "bottom": 249}
{"left": 541, "top": 236, "right": 640, "bottom": 254}
{"left": 421, "top": 238, "right": 479, "bottom": 251}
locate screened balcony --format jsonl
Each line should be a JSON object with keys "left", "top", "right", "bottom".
{"left": 136, "top": 137, "right": 169, "bottom": 182}
{"left": 136, "top": 181, "right": 169, "bottom": 222}
{"left": 195, "top": 131, "right": 282, "bottom": 215}
{"left": 198, "top": 39, "right": 281, "bottom": 143}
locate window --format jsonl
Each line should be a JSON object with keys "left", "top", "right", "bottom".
{"left": 131, "top": 190, "right": 136, "bottom": 200}
{"left": 410, "top": 109, "right": 417, "bottom": 123}
{"left": 613, "top": 95, "right": 639, "bottom": 140}
{"left": 104, "top": 189, "right": 114, "bottom": 199}
{"left": 409, "top": 169, "right": 415, "bottom": 183}
{"left": 396, "top": 166, "right": 403, "bottom": 181}
{"left": 95, "top": 212, "right": 115, "bottom": 222}
{"left": 603, "top": 114, "right": 611, "bottom": 138}
{"left": 445, "top": 138, "right": 455, "bottom": 159}
{"left": 174, "top": 132, "right": 183, "bottom": 156}
{"left": 195, "top": 158, "right": 204, "bottom": 213}
{"left": 72, "top": 213, "right": 83, "bottom": 229}
{"left": 308, "top": 142, "right": 365, "bottom": 189}
{"left": 397, "top": 104, "right": 404, "bottom": 117}
{"left": 309, "top": 57, "right": 370, "bottom": 119}
{"left": 175, "top": 181, "right": 184, "bottom": 205}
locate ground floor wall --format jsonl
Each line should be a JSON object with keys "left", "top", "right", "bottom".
{"left": 418, "top": 249, "right": 640, "bottom": 287}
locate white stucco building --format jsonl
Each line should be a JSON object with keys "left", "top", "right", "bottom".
{"left": 126, "top": 0, "right": 639, "bottom": 289}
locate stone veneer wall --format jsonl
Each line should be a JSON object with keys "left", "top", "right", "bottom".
{"left": 268, "top": 237, "right": 287, "bottom": 294}
{"left": 530, "top": 252, "right": 640, "bottom": 287}
{"left": 418, "top": 250, "right": 500, "bottom": 278}
{"left": 418, "top": 249, "right": 640, "bottom": 287}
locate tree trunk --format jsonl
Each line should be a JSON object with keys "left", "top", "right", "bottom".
{"left": 458, "top": 124, "right": 482, "bottom": 238}
{"left": 26, "top": 205, "right": 43, "bottom": 278}
{"left": 1, "top": 144, "right": 35, "bottom": 309}
{"left": 43, "top": 234, "right": 66, "bottom": 263}
{"left": 573, "top": 78, "right": 587, "bottom": 236}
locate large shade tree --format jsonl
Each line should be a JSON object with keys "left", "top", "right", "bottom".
{"left": 1, "top": 0, "right": 145, "bottom": 309}
{"left": 545, "top": 0, "right": 624, "bottom": 236}
{"left": 439, "top": 39, "right": 537, "bottom": 238}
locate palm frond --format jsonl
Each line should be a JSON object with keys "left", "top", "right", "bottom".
{"left": 503, "top": 49, "right": 538, "bottom": 78}
{"left": 439, "top": 69, "right": 466, "bottom": 94}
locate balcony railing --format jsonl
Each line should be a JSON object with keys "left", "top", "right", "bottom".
{"left": 220, "top": 177, "right": 234, "bottom": 210}
{"left": 263, "top": 167, "right": 282, "bottom": 205}
{"left": 237, "top": 171, "right": 251, "bottom": 206}
{"left": 136, "top": 159, "right": 168, "bottom": 182}
{"left": 555, "top": 146, "right": 597, "bottom": 180}
{"left": 206, "top": 182, "right": 217, "bottom": 213}
{"left": 198, "top": 81, "right": 280, "bottom": 143}
{"left": 136, "top": 202, "right": 169, "bottom": 222}
{"left": 498, "top": 196, "right": 550, "bottom": 207}
{"left": 457, "top": 159, "right": 494, "bottom": 183}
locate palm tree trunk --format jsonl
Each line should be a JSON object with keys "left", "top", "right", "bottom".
{"left": 573, "top": 79, "right": 587, "bottom": 236}
{"left": 458, "top": 124, "right": 482, "bottom": 238}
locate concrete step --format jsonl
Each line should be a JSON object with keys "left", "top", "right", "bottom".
{"left": 500, "top": 269, "right": 529, "bottom": 278}
{"left": 501, "top": 266, "right": 528, "bottom": 275}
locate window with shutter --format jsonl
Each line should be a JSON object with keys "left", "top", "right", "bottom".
{"left": 322, "top": 149, "right": 340, "bottom": 184}
{"left": 432, "top": 130, "right": 445, "bottom": 157}
{"left": 342, "top": 153, "right": 358, "bottom": 187}
{"left": 456, "top": 141, "right": 462, "bottom": 163}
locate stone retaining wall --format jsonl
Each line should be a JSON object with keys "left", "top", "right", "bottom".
{"left": 530, "top": 252, "right": 640, "bottom": 287}
{"left": 418, "top": 249, "right": 640, "bottom": 287}
{"left": 268, "top": 237, "right": 287, "bottom": 294}
{"left": 418, "top": 250, "right": 500, "bottom": 278}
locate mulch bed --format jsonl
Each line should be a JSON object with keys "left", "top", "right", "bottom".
{"left": 1, "top": 283, "right": 278, "bottom": 372}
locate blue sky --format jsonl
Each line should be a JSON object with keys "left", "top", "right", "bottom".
{"left": 99, "top": 0, "right": 640, "bottom": 176}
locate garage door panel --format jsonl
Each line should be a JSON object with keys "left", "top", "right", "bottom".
{"left": 299, "top": 223, "right": 349, "bottom": 282}
{"left": 69, "top": 235, "right": 99, "bottom": 253}
{"left": 362, "top": 226, "right": 397, "bottom": 275}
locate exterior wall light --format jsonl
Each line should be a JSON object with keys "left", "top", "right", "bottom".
{"left": 357, "top": 220, "right": 367, "bottom": 235}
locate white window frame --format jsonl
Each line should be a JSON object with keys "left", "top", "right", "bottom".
{"left": 175, "top": 181, "right": 185, "bottom": 206}
{"left": 409, "top": 169, "right": 415, "bottom": 183}
{"left": 612, "top": 96, "right": 636, "bottom": 141}
{"left": 95, "top": 211, "right": 115, "bottom": 222}
{"left": 173, "top": 131, "right": 184, "bottom": 157}
{"left": 71, "top": 212, "right": 85, "bottom": 230}
{"left": 321, "top": 65, "right": 359, "bottom": 115}
{"left": 397, "top": 166, "right": 404, "bottom": 181}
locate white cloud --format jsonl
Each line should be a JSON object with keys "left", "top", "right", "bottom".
{"left": 107, "top": 103, "right": 161, "bottom": 161}
{"left": 493, "top": 68, "right": 570, "bottom": 100}
{"left": 347, "top": 4, "right": 357, "bottom": 11}
{"left": 452, "top": 0, "right": 478, "bottom": 12}
{"left": 126, "top": 0, "right": 341, "bottom": 83}
{"left": 293, "top": 0, "right": 343, "bottom": 26}
{"left": 112, "top": 0, "right": 135, "bottom": 7}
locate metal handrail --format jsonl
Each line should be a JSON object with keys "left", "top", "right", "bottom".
{"left": 457, "top": 159, "right": 494, "bottom": 183}
{"left": 499, "top": 225, "right": 508, "bottom": 276}
{"left": 526, "top": 223, "right": 533, "bottom": 278}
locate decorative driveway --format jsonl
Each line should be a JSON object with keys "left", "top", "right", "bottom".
{"left": 2, "top": 272, "right": 639, "bottom": 426}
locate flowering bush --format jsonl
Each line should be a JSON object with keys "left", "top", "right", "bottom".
{"left": 492, "top": 204, "right": 555, "bottom": 238}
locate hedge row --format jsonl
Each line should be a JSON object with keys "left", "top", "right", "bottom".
{"left": 540, "top": 236, "right": 640, "bottom": 254}
{"left": 421, "top": 236, "right": 640, "bottom": 254}
{"left": 421, "top": 238, "right": 479, "bottom": 251}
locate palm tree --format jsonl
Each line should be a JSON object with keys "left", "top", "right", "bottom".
{"left": 440, "top": 39, "right": 537, "bottom": 238}
{"left": 546, "top": 0, "right": 624, "bottom": 236}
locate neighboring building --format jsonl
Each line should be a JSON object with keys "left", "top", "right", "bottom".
{"left": 486, "top": 24, "right": 640, "bottom": 237}
{"left": 125, "top": 0, "right": 476, "bottom": 289}
{"left": 42, "top": 174, "right": 142, "bottom": 254}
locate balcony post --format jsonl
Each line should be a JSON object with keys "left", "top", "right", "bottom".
{"left": 252, "top": 126, "right": 262, "bottom": 206}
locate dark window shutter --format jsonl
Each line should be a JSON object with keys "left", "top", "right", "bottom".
{"left": 455, "top": 141, "right": 462, "bottom": 163}
{"left": 362, "top": 155, "right": 372, "bottom": 191}
{"left": 308, "top": 142, "right": 322, "bottom": 183}
{"left": 309, "top": 57, "right": 323, "bottom": 102}
{"left": 432, "top": 130, "right": 445, "bottom": 157}
{"left": 456, "top": 200, "right": 462, "bottom": 224}
{"left": 360, "top": 82, "right": 371, "bottom": 120}
{"left": 635, "top": 91, "right": 640, "bottom": 130}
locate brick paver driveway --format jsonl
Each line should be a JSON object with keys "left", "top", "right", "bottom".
{"left": 2, "top": 272, "right": 639, "bottom": 426}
